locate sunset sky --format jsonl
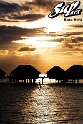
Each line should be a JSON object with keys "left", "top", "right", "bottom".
{"left": 0, "top": 0, "right": 83, "bottom": 74}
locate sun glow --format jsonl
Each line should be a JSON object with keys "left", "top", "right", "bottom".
{"left": 20, "top": 36, "right": 60, "bottom": 47}
{"left": 16, "top": 16, "right": 67, "bottom": 33}
{"left": 13, "top": 36, "right": 60, "bottom": 54}
{"left": 12, "top": 16, "right": 67, "bottom": 55}
{"left": 44, "top": 16, "right": 67, "bottom": 33}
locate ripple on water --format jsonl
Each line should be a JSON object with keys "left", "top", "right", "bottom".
{"left": 0, "top": 84, "right": 83, "bottom": 124}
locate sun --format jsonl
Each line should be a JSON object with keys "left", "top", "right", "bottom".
{"left": 44, "top": 16, "right": 67, "bottom": 33}
{"left": 12, "top": 15, "right": 67, "bottom": 54}
{"left": 18, "top": 15, "right": 67, "bottom": 33}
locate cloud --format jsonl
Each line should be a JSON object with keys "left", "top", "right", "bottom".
{"left": 64, "top": 32, "right": 83, "bottom": 37}
{"left": 0, "top": 1, "right": 30, "bottom": 13}
{"left": 50, "top": 36, "right": 83, "bottom": 54}
{"left": 29, "top": 0, "right": 60, "bottom": 8}
{"left": 24, "top": 0, "right": 60, "bottom": 15}
{"left": 59, "top": 36, "right": 83, "bottom": 51}
{"left": 0, "top": 50, "right": 9, "bottom": 56}
{"left": 0, "top": 1, "right": 31, "bottom": 22}
{"left": 0, "top": 1, "right": 46, "bottom": 22}
{"left": 0, "top": 1, "right": 21, "bottom": 13}
{"left": 70, "top": 25, "right": 83, "bottom": 28}
{"left": 0, "top": 0, "right": 62, "bottom": 22}
{"left": 33, "top": 0, "right": 53, "bottom": 6}
{"left": 0, "top": 25, "right": 45, "bottom": 50}
{"left": 72, "top": 37, "right": 83, "bottom": 43}
{"left": 52, "top": 44, "right": 83, "bottom": 57}
{"left": 14, "top": 14, "right": 45, "bottom": 21}
{"left": 18, "top": 47, "right": 36, "bottom": 51}
{"left": 62, "top": 43, "right": 73, "bottom": 48}
{"left": 0, "top": 26, "right": 26, "bottom": 45}
{"left": 0, "top": 18, "right": 19, "bottom": 22}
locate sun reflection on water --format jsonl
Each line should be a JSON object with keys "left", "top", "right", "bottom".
{"left": 1, "top": 85, "right": 82, "bottom": 124}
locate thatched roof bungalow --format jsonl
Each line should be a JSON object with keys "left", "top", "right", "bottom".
{"left": 10, "top": 65, "right": 40, "bottom": 83}
{"left": 66, "top": 65, "right": 83, "bottom": 83}
{"left": 46, "top": 66, "right": 65, "bottom": 83}
{"left": 0, "top": 69, "right": 6, "bottom": 82}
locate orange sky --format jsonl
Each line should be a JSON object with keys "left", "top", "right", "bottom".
{"left": 0, "top": 0, "right": 83, "bottom": 73}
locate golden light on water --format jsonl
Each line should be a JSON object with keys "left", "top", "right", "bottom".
{"left": 0, "top": 0, "right": 83, "bottom": 122}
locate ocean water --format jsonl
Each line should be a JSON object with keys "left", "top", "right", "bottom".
{"left": 0, "top": 84, "right": 83, "bottom": 124}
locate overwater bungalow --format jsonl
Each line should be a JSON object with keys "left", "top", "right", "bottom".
{"left": 66, "top": 65, "right": 83, "bottom": 84}
{"left": 10, "top": 65, "right": 40, "bottom": 83}
{"left": 46, "top": 66, "right": 65, "bottom": 83}
{"left": 0, "top": 69, "right": 6, "bottom": 82}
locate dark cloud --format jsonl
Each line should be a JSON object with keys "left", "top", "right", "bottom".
{"left": 29, "top": 0, "right": 60, "bottom": 7}
{"left": 64, "top": 32, "right": 83, "bottom": 37}
{"left": 22, "top": 4, "right": 30, "bottom": 11}
{"left": 57, "top": 36, "right": 83, "bottom": 50}
{"left": 0, "top": 25, "right": 45, "bottom": 45}
{"left": 0, "top": 1, "right": 30, "bottom": 13}
{"left": 0, "top": 1, "right": 21, "bottom": 13}
{"left": 14, "top": 14, "right": 45, "bottom": 21}
{"left": 72, "top": 37, "right": 83, "bottom": 43}
{"left": 0, "top": 0, "right": 59, "bottom": 22}
{"left": 0, "top": 26, "right": 26, "bottom": 45}
{"left": 70, "top": 25, "right": 83, "bottom": 28}
{"left": 33, "top": 0, "right": 53, "bottom": 6}
{"left": 0, "top": 1, "right": 31, "bottom": 22}
{"left": 24, "top": 0, "right": 60, "bottom": 14}
{"left": 60, "top": 43, "right": 83, "bottom": 53}
{"left": 0, "top": 1, "right": 45, "bottom": 22}
{"left": 18, "top": 47, "right": 36, "bottom": 51}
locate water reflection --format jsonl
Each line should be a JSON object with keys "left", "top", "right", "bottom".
{"left": 0, "top": 84, "right": 83, "bottom": 124}
{"left": 17, "top": 85, "right": 83, "bottom": 124}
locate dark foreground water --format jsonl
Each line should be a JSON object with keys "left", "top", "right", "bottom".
{"left": 0, "top": 84, "right": 83, "bottom": 124}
